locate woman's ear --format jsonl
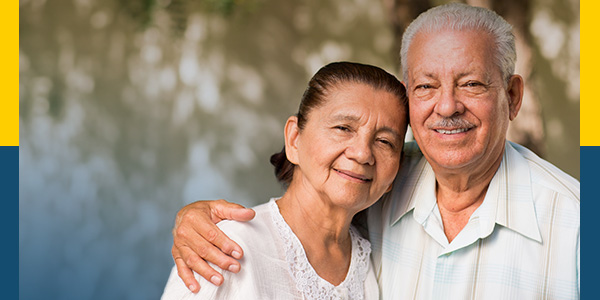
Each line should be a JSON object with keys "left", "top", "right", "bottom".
{"left": 385, "top": 183, "right": 394, "bottom": 194}
{"left": 284, "top": 116, "right": 300, "bottom": 165}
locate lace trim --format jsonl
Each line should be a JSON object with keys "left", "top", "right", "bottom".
{"left": 269, "top": 199, "right": 371, "bottom": 300}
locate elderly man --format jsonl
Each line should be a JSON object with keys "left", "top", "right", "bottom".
{"left": 169, "top": 3, "right": 579, "bottom": 299}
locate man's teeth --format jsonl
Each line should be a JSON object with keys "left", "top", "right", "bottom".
{"left": 436, "top": 128, "right": 469, "bottom": 134}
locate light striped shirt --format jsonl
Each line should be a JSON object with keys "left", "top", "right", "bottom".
{"left": 368, "top": 141, "right": 579, "bottom": 299}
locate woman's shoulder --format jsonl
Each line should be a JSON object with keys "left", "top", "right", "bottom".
{"left": 215, "top": 199, "right": 280, "bottom": 249}
{"left": 161, "top": 199, "right": 292, "bottom": 300}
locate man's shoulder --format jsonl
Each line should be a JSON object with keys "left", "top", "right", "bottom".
{"left": 403, "top": 140, "right": 423, "bottom": 158}
{"left": 509, "top": 141, "right": 580, "bottom": 201}
{"left": 400, "top": 141, "right": 426, "bottom": 172}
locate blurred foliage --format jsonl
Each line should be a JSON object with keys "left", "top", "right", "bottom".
{"left": 18, "top": 0, "right": 578, "bottom": 299}
{"left": 118, "top": 0, "right": 264, "bottom": 32}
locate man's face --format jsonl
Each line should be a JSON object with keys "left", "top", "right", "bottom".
{"left": 405, "top": 29, "right": 522, "bottom": 174}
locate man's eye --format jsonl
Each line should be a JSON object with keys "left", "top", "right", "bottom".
{"left": 413, "top": 84, "right": 435, "bottom": 98}
{"left": 462, "top": 81, "right": 489, "bottom": 89}
{"left": 460, "top": 81, "right": 488, "bottom": 94}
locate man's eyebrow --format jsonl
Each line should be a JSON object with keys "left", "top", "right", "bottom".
{"left": 408, "top": 73, "right": 436, "bottom": 85}
{"left": 456, "top": 71, "right": 479, "bottom": 79}
{"left": 413, "top": 72, "right": 436, "bottom": 79}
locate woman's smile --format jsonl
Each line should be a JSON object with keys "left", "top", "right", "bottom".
{"left": 285, "top": 82, "right": 407, "bottom": 212}
{"left": 333, "top": 168, "right": 372, "bottom": 183}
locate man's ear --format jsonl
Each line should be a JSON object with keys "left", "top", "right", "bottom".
{"left": 507, "top": 75, "right": 524, "bottom": 121}
{"left": 284, "top": 116, "right": 300, "bottom": 165}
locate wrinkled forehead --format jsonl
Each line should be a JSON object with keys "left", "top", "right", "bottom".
{"left": 405, "top": 29, "right": 498, "bottom": 80}
{"left": 321, "top": 82, "right": 408, "bottom": 119}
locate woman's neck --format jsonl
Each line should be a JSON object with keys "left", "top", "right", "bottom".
{"left": 276, "top": 185, "right": 355, "bottom": 285}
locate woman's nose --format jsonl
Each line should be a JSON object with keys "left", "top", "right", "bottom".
{"left": 346, "top": 136, "right": 375, "bottom": 165}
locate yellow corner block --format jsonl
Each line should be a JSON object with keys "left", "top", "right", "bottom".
{"left": 581, "top": 0, "right": 598, "bottom": 146}
{"left": 0, "top": 2, "right": 18, "bottom": 146}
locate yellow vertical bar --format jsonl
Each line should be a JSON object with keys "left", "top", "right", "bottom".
{"left": 0, "top": 1, "right": 19, "bottom": 146}
{"left": 581, "top": 0, "right": 597, "bottom": 146}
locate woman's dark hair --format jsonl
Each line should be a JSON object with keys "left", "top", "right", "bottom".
{"left": 270, "top": 61, "right": 408, "bottom": 188}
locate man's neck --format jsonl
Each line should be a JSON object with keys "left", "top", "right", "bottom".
{"left": 433, "top": 151, "right": 504, "bottom": 242}
{"left": 435, "top": 181, "right": 488, "bottom": 242}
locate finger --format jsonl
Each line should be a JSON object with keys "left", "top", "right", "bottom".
{"left": 177, "top": 202, "right": 246, "bottom": 260}
{"left": 175, "top": 203, "right": 243, "bottom": 261}
{"left": 230, "top": 208, "right": 256, "bottom": 222}
{"left": 174, "top": 255, "right": 201, "bottom": 293}
{"left": 177, "top": 246, "right": 225, "bottom": 287}
{"left": 173, "top": 223, "right": 241, "bottom": 272}
{"left": 212, "top": 200, "right": 256, "bottom": 223}
{"left": 210, "top": 201, "right": 255, "bottom": 258}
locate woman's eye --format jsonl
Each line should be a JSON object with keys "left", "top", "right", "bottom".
{"left": 377, "top": 138, "right": 395, "bottom": 149}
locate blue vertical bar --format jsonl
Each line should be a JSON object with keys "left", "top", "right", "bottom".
{"left": 581, "top": 146, "right": 596, "bottom": 298}
{"left": 0, "top": 146, "right": 18, "bottom": 298}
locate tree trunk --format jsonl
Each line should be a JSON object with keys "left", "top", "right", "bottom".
{"left": 382, "top": 0, "right": 432, "bottom": 72}
{"left": 486, "top": 0, "right": 546, "bottom": 157}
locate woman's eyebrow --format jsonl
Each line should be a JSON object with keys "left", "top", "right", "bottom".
{"left": 379, "top": 126, "right": 402, "bottom": 140}
{"left": 329, "top": 114, "right": 402, "bottom": 138}
{"left": 329, "top": 114, "right": 361, "bottom": 123}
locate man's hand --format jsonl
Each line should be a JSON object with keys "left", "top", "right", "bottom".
{"left": 171, "top": 199, "right": 256, "bottom": 293}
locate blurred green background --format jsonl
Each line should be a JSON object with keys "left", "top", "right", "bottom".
{"left": 19, "top": 0, "right": 579, "bottom": 299}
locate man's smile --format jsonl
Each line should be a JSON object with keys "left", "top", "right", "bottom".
{"left": 434, "top": 128, "right": 471, "bottom": 134}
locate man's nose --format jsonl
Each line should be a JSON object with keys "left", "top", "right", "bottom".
{"left": 434, "top": 86, "right": 464, "bottom": 117}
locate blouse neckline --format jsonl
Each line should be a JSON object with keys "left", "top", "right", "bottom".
{"left": 268, "top": 198, "right": 371, "bottom": 300}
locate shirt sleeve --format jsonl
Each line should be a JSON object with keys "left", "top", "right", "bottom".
{"left": 160, "top": 224, "right": 257, "bottom": 300}
{"left": 160, "top": 265, "right": 220, "bottom": 300}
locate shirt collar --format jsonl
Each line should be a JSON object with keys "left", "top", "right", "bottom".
{"left": 389, "top": 141, "right": 542, "bottom": 243}
{"left": 389, "top": 154, "right": 436, "bottom": 227}
{"left": 493, "top": 142, "right": 542, "bottom": 242}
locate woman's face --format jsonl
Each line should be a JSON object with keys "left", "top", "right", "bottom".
{"left": 285, "top": 82, "right": 407, "bottom": 213}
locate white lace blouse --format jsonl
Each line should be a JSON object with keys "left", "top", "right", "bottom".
{"left": 161, "top": 199, "right": 379, "bottom": 300}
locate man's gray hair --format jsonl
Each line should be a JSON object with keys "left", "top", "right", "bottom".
{"left": 400, "top": 3, "right": 516, "bottom": 84}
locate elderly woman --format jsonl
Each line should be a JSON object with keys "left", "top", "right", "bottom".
{"left": 161, "top": 62, "right": 408, "bottom": 299}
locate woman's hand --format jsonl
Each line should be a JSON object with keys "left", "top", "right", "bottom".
{"left": 171, "top": 199, "right": 256, "bottom": 293}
